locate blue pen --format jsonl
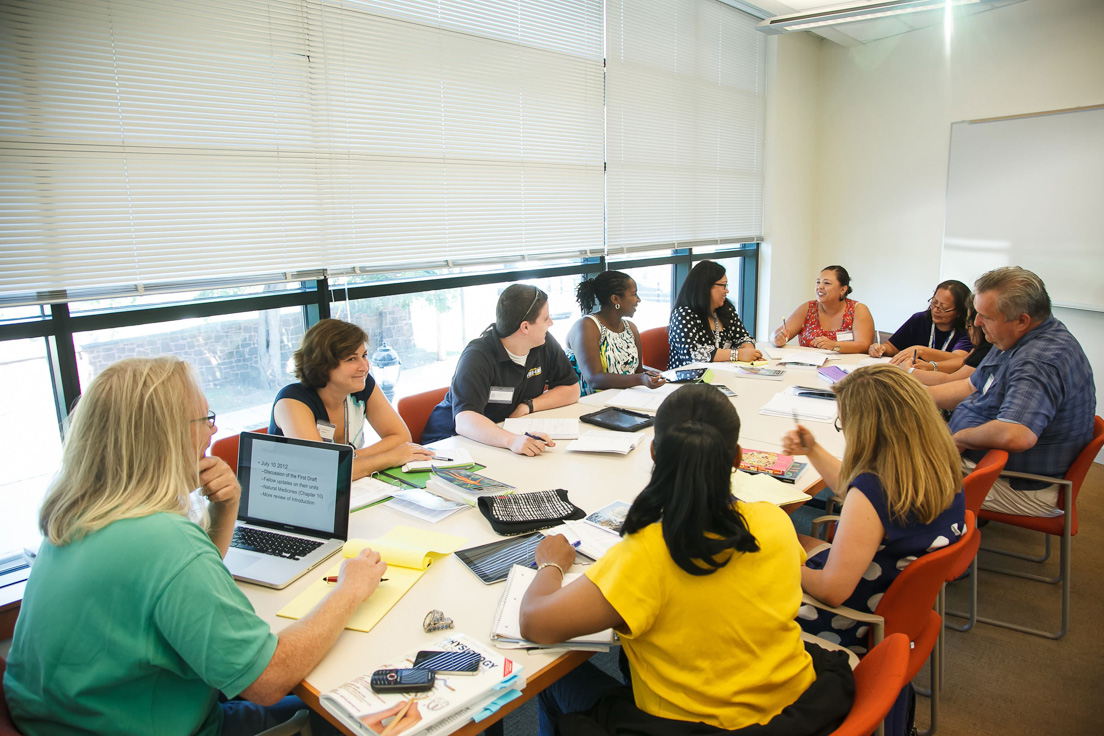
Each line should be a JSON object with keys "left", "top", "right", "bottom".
{"left": 524, "top": 431, "right": 547, "bottom": 444}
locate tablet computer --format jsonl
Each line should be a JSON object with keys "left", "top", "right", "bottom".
{"left": 579, "top": 406, "right": 654, "bottom": 432}
{"left": 454, "top": 533, "right": 544, "bottom": 584}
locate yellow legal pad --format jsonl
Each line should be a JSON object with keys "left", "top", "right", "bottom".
{"left": 276, "top": 526, "right": 467, "bottom": 633}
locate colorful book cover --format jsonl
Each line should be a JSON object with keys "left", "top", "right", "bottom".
{"left": 738, "top": 449, "right": 795, "bottom": 476}
{"left": 430, "top": 466, "right": 514, "bottom": 494}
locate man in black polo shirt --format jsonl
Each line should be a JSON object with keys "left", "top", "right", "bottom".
{"left": 422, "top": 284, "right": 580, "bottom": 455}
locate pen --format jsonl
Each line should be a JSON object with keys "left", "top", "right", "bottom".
{"left": 431, "top": 455, "right": 454, "bottom": 462}
{"left": 913, "top": 348, "right": 917, "bottom": 364}
{"left": 792, "top": 409, "right": 807, "bottom": 452}
{"left": 524, "top": 432, "right": 547, "bottom": 444}
{"left": 324, "top": 576, "right": 389, "bottom": 583}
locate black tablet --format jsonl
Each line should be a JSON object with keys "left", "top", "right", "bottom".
{"left": 454, "top": 533, "right": 544, "bottom": 584}
{"left": 579, "top": 406, "right": 654, "bottom": 432}
{"left": 664, "top": 368, "right": 707, "bottom": 384}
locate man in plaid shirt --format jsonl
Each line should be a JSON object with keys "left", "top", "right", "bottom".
{"left": 931, "top": 267, "right": 1095, "bottom": 517}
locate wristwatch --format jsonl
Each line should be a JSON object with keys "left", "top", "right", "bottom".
{"left": 524, "top": 399, "right": 535, "bottom": 414}
{"left": 832, "top": 345, "right": 841, "bottom": 353}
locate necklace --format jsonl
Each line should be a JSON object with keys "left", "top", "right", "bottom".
{"left": 928, "top": 322, "right": 954, "bottom": 352}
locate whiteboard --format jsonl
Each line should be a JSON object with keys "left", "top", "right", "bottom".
{"left": 941, "top": 106, "right": 1104, "bottom": 312}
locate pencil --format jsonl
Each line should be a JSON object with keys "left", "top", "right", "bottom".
{"left": 381, "top": 697, "right": 416, "bottom": 736}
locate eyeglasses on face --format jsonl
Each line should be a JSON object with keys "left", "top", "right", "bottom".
{"left": 192, "top": 411, "right": 216, "bottom": 428}
{"left": 833, "top": 416, "right": 842, "bottom": 433}
{"left": 928, "top": 297, "right": 956, "bottom": 314}
{"left": 714, "top": 281, "right": 729, "bottom": 291}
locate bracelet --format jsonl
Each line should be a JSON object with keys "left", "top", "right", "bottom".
{"left": 536, "top": 561, "right": 566, "bottom": 580}
{"left": 929, "top": 361, "right": 939, "bottom": 371}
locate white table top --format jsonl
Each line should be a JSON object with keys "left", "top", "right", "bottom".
{"left": 239, "top": 345, "right": 868, "bottom": 732}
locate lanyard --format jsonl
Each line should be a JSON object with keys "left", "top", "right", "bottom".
{"left": 343, "top": 398, "right": 356, "bottom": 450}
{"left": 929, "top": 323, "right": 954, "bottom": 352}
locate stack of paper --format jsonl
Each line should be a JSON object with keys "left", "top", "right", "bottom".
{"left": 502, "top": 417, "right": 580, "bottom": 439}
{"left": 567, "top": 430, "right": 646, "bottom": 455}
{"left": 492, "top": 565, "right": 615, "bottom": 651}
{"left": 731, "top": 470, "right": 810, "bottom": 507}
{"left": 759, "top": 388, "right": 838, "bottom": 423}
{"left": 602, "top": 388, "right": 666, "bottom": 413}
{"left": 386, "top": 489, "right": 470, "bottom": 522}
{"left": 402, "top": 447, "right": 475, "bottom": 473}
{"left": 350, "top": 475, "right": 398, "bottom": 512}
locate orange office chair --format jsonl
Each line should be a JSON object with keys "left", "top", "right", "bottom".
{"left": 827, "top": 634, "right": 910, "bottom": 736}
{"left": 803, "top": 511, "right": 976, "bottom": 736}
{"left": 638, "top": 326, "right": 670, "bottom": 372}
{"left": 974, "top": 415, "right": 1104, "bottom": 639}
{"left": 944, "top": 449, "right": 1008, "bottom": 633}
{"left": 397, "top": 387, "right": 449, "bottom": 444}
{"left": 211, "top": 426, "right": 268, "bottom": 471}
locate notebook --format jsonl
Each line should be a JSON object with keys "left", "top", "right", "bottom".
{"left": 224, "top": 432, "right": 353, "bottom": 589}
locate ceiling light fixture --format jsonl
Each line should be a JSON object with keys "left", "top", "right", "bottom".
{"left": 755, "top": 0, "right": 994, "bottom": 35}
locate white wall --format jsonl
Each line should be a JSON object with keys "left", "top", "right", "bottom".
{"left": 764, "top": 0, "right": 1104, "bottom": 427}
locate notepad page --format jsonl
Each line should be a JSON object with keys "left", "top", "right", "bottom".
{"left": 502, "top": 417, "right": 580, "bottom": 439}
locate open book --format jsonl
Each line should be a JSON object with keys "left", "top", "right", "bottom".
{"left": 277, "top": 526, "right": 465, "bottom": 632}
{"left": 320, "top": 633, "right": 525, "bottom": 736}
{"left": 567, "top": 430, "right": 646, "bottom": 455}
{"left": 491, "top": 565, "right": 616, "bottom": 652}
{"left": 731, "top": 469, "right": 810, "bottom": 507}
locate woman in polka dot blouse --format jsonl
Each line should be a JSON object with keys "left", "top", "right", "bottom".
{"left": 781, "top": 364, "right": 965, "bottom": 655}
{"left": 667, "top": 260, "right": 761, "bottom": 369}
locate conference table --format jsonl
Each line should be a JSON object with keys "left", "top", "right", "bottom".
{"left": 240, "top": 345, "right": 864, "bottom": 735}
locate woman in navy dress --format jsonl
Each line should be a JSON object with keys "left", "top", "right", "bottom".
{"left": 782, "top": 364, "right": 965, "bottom": 655}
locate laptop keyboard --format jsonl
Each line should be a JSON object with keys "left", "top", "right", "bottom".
{"left": 231, "top": 527, "right": 324, "bottom": 560}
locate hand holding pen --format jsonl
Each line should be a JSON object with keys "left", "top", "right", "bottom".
{"left": 507, "top": 431, "right": 554, "bottom": 457}
{"left": 773, "top": 318, "right": 789, "bottom": 347}
{"left": 781, "top": 409, "right": 816, "bottom": 456}
{"left": 640, "top": 370, "right": 666, "bottom": 390}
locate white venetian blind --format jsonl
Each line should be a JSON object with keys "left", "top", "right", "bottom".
{"left": 605, "top": 0, "right": 766, "bottom": 255}
{"left": 0, "top": 0, "right": 604, "bottom": 304}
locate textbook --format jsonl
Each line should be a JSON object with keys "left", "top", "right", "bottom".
{"left": 277, "top": 526, "right": 466, "bottom": 633}
{"left": 492, "top": 565, "right": 616, "bottom": 652}
{"left": 734, "top": 365, "right": 786, "bottom": 380}
{"left": 731, "top": 470, "right": 810, "bottom": 507}
{"left": 320, "top": 633, "right": 525, "bottom": 736}
{"left": 425, "top": 467, "right": 515, "bottom": 506}
{"left": 817, "top": 365, "right": 850, "bottom": 384}
{"left": 738, "top": 449, "right": 808, "bottom": 484}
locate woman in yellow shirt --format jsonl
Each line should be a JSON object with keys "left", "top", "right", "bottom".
{"left": 520, "top": 384, "right": 852, "bottom": 735}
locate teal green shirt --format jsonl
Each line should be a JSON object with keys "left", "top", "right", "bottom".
{"left": 4, "top": 512, "right": 278, "bottom": 736}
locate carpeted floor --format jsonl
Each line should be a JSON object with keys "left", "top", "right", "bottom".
{"left": 497, "top": 464, "right": 1104, "bottom": 735}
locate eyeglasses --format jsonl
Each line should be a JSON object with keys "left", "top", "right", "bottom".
{"left": 192, "top": 411, "right": 216, "bottom": 428}
{"left": 833, "top": 416, "right": 842, "bottom": 433}
{"left": 928, "top": 297, "right": 956, "bottom": 314}
{"left": 714, "top": 281, "right": 729, "bottom": 291}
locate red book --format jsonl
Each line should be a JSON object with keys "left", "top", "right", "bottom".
{"left": 738, "top": 449, "right": 795, "bottom": 476}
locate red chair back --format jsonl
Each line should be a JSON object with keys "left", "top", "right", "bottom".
{"left": 873, "top": 511, "right": 976, "bottom": 678}
{"left": 211, "top": 426, "right": 268, "bottom": 471}
{"left": 963, "top": 449, "right": 1009, "bottom": 517}
{"left": 828, "top": 634, "right": 910, "bottom": 736}
{"left": 1, "top": 656, "right": 25, "bottom": 735}
{"left": 397, "top": 387, "right": 449, "bottom": 444}
{"left": 639, "top": 326, "right": 670, "bottom": 372}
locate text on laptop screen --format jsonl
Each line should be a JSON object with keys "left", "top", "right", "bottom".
{"left": 246, "top": 439, "right": 339, "bottom": 533}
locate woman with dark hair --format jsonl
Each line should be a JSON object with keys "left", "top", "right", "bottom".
{"left": 667, "top": 260, "right": 761, "bottom": 369}
{"left": 908, "top": 293, "right": 994, "bottom": 384}
{"left": 773, "top": 265, "right": 874, "bottom": 353}
{"left": 269, "top": 318, "right": 432, "bottom": 479}
{"left": 565, "top": 270, "right": 665, "bottom": 395}
{"left": 869, "top": 279, "right": 973, "bottom": 367}
{"left": 519, "top": 384, "right": 853, "bottom": 736}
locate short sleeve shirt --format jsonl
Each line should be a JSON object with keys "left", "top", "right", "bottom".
{"left": 948, "top": 317, "right": 1096, "bottom": 489}
{"left": 801, "top": 474, "right": 966, "bottom": 653}
{"left": 667, "top": 302, "right": 753, "bottom": 370}
{"left": 888, "top": 311, "right": 972, "bottom": 354}
{"left": 421, "top": 327, "right": 578, "bottom": 443}
{"left": 5, "top": 513, "right": 277, "bottom": 736}
{"left": 584, "top": 503, "right": 815, "bottom": 730}
{"left": 268, "top": 377, "right": 376, "bottom": 447}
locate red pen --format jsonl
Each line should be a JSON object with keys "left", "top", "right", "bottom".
{"left": 323, "top": 576, "right": 388, "bottom": 583}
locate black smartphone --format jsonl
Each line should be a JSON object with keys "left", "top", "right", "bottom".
{"left": 413, "top": 649, "right": 482, "bottom": 676}
{"left": 370, "top": 668, "right": 436, "bottom": 693}
{"left": 664, "top": 368, "right": 707, "bottom": 384}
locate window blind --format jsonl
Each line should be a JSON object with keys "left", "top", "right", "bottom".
{"left": 605, "top": 0, "right": 766, "bottom": 255}
{"left": 0, "top": 0, "right": 604, "bottom": 305}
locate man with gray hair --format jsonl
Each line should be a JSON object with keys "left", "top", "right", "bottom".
{"left": 929, "top": 266, "right": 1095, "bottom": 517}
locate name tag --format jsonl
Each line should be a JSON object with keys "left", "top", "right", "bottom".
{"left": 836, "top": 330, "right": 854, "bottom": 342}
{"left": 316, "top": 420, "right": 336, "bottom": 442}
{"left": 526, "top": 366, "right": 543, "bottom": 379}
{"left": 488, "top": 386, "right": 514, "bottom": 404}
{"left": 982, "top": 374, "right": 996, "bottom": 395}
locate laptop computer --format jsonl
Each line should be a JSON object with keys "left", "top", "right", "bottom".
{"left": 224, "top": 431, "right": 353, "bottom": 589}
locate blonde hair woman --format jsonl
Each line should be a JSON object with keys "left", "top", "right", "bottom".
{"left": 781, "top": 364, "right": 965, "bottom": 655}
{"left": 6, "top": 357, "right": 382, "bottom": 736}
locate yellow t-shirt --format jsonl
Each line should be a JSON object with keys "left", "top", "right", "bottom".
{"left": 584, "top": 501, "right": 815, "bottom": 730}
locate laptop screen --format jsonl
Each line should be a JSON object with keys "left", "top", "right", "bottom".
{"left": 236, "top": 432, "right": 353, "bottom": 539}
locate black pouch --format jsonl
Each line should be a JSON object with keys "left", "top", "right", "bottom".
{"left": 477, "top": 489, "right": 585, "bottom": 536}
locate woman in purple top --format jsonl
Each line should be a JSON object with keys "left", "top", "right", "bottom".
{"left": 869, "top": 280, "right": 972, "bottom": 368}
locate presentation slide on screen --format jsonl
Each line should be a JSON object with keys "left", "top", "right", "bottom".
{"left": 248, "top": 441, "right": 338, "bottom": 533}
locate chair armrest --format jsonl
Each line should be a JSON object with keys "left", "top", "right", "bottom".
{"left": 998, "top": 470, "right": 1072, "bottom": 489}
{"left": 809, "top": 514, "right": 840, "bottom": 541}
{"left": 801, "top": 631, "right": 860, "bottom": 669}
{"left": 802, "top": 593, "right": 886, "bottom": 644}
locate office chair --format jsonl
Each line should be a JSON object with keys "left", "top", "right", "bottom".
{"left": 973, "top": 415, "right": 1103, "bottom": 639}
{"left": 802, "top": 511, "right": 976, "bottom": 736}
{"left": 827, "top": 634, "right": 910, "bottom": 736}
{"left": 638, "top": 326, "right": 670, "bottom": 372}
{"left": 211, "top": 426, "right": 269, "bottom": 470}
{"left": 397, "top": 387, "right": 449, "bottom": 444}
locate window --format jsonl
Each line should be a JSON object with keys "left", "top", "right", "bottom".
{"left": 608, "top": 264, "right": 674, "bottom": 331}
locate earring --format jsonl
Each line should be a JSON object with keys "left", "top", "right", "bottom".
{"left": 615, "top": 303, "right": 621, "bottom": 310}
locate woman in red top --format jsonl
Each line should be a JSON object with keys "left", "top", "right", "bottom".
{"left": 772, "top": 265, "right": 874, "bottom": 354}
